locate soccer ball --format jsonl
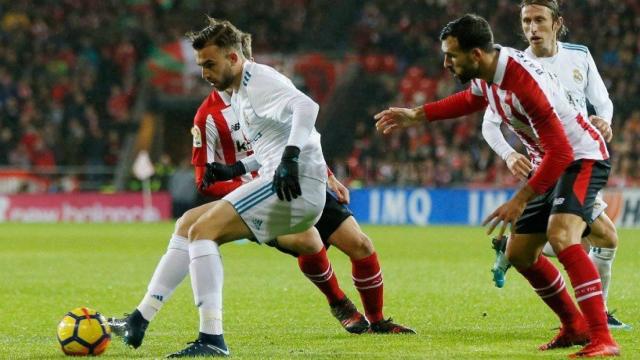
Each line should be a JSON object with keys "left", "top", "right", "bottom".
{"left": 56, "top": 307, "right": 111, "bottom": 356}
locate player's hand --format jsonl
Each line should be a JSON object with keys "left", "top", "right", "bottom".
{"left": 327, "top": 174, "right": 350, "bottom": 204}
{"left": 589, "top": 115, "right": 612, "bottom": 142}
{"left": 506, "top": 152, "right": 532, "bottom": 180}
{"left": 272, "top": 146, "right": 301, "bottom": 201}
{"left": 201, "top": 162, "right": 246, "bottom": 190}
{"left": 482, "top": 186, "right": 533, "bottom": 238}
{"left": 374, "top": 107, "right": 421, "bottom": 134}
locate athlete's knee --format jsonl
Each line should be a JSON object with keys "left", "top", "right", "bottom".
{"left": 295, "top": 240, "right": 322, "bottom": 255}
{"left": 547, "top": 216, "right": 584, "bottom": 252}
{"left": 345, "top": 232, "right": 375, "bottom": 259}
{"left": 174, "top": 213, "right": 191, "bottom": 237}
{"left": 590, "top": 216, "right": 618, "bottom": 248}
{"left": 188, "top": 217, "right": 222, "bottom": 244}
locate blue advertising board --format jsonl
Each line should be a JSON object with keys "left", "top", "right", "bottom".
{"left": 348, "top": 188, "right": 516, "bottom": 225}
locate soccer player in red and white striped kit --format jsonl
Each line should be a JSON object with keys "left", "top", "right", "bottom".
{"left": 109, "top": 28, "right": 412, "bottom": 352}
{"left": 375, "top": 14, "right": 619, "bottom": 358}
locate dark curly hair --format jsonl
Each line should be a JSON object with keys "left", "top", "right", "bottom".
{"left": 439, "top": 14, "right": 494, "bottom": 53}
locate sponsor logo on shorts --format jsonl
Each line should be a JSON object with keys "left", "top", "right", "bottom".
{"left": 553, "top": 197, "right": 565, "bottom": 206}
{"left": 251, "top": 218, "right": 263, "bottom": 230}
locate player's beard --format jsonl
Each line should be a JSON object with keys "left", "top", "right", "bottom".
{"left": 450, "top": 64, "right": 479, "bottom": 84}
{"left": 212, "top": 67, "right": 235, "bottom": 91}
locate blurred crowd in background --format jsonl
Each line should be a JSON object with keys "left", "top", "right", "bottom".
{"left": 1, "top": 0, "right": 639, "bottom": 193}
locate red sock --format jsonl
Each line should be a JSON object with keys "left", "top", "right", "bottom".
{"left": 557, "top": 244, "right": 612, "bottom": 343}
{"left": 517, "top": 256, "right": 584, "bottom": 327}
{"left": 352, "top": 252, "right": 384, "bottom": 323}
{"left": 298, "top": 248, "right": 345, "bottom": 305}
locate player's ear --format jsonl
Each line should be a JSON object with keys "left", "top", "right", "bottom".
{"left": 555, "top": 16, "right": 564, "bottom": 34}
{"left": 228, "top": 50, "right": 239, "bottom": 65}
{"left": 470, "top": 48, "right": 483, "bottom": 61}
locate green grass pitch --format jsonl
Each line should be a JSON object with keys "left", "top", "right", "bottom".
{"left": 0, "top": 223, "right": 637, "bottom": 359}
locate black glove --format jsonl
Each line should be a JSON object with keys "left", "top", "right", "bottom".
{"left": 272, "top": 146, "right": 301, "bottom": 201}
{"left": 201, "top": 161, "right": 246, "bottom": 190}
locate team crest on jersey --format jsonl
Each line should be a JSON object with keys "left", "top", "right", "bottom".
{"left": 191, "top": 126, "right": 202, "bottom": 148}
{"left": 573, "top": 69, "right": 583, "bottom": 84}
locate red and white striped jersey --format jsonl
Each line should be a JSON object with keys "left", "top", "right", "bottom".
{"left": 471, "top": 46, "right": 608, "bottom": 167}
{"left": 424, "top": 46, "right": 608, "bottom": 194}
{"left": 191, "top": 90, "right": 256, "bottom": 197}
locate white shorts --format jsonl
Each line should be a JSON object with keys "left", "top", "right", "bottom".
{"left": 223, "top": 175, "right": 326, "bottom": 243}
{"left": 591, "top": 191, "right": 608, "bottom": 222}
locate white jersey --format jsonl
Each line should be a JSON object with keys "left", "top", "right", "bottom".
{"left": 483, "top": 42, "right": 613, "bottom": 165}
{"left": 524, "top": 42, "right": 613, "bottom": 123}
{"left": 477, "top": 46, "right": 608, "bottom": 171}
{"left": 231, "top": 61, "right": 326, "bottom": 181}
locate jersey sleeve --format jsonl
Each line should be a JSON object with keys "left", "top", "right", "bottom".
{"left": 194, "top": 164, "right": 244, "bottom": 198}
{"left": 423, "top": 88, "right": 488, "bottom": 121}
{"left": 246, "top": 69, "right": 310, "bottom": 123}
{"left": 482, "top": 109, "right": 515, "bottom": 161}
{"left": 584, "top": 50, "right": 613, "bottom": 123}
{"left": 246, "top": 68, "right": 319, "bottom": 149}
{"left": 239, "top": 154, "right": 261, "bottom": 173}
{"left": 191, "top": 112, "right": 209, "bottom": 167}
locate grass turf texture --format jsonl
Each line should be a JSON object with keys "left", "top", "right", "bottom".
{"left": 0, "top": 223, "right": 637, "bottom": 359}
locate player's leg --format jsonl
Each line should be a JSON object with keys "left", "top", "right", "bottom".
{"left": 109, "top": 201, "right": 219, "bottom": 348}
{"left": 168, "top": 199, "right": 252, "bottom": 358}
{"left": 261, "top": 192, "right": 368, "bottom": 334}
{"left": 310, "top": 193, "right": 369, "bottom": 333}
{"left": 508, "top": 231, "right": 590, "bottom": 350}
{"left": 278, "top": 224, "right": 368, "bottom": 334}
{"left": 547, "top": 213, "right": 618, "bottom": 357}
{"left": 169, "top": 176, "right": 327, "bottom": 357}
{"left": 586, "top": 212, "right": 631, "bottom": 330}
{"left": 587, "top": 214, "right": 617, "bottom": 307}
{"left": 508, "top": 187, "right": 590, "bottom": 351}
{"left": 547, "top": 160, "right": 618, "bottom": 357}
{"left": 326, "top": 215, "right": 414, "bottom": 334}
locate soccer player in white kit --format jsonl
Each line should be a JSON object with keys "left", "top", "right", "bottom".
{"left": 166, "top": 18, "right": 331, "bottom": 358}
{"left": 483, "top": 0, "right": 630, "bottom": 330}
{"left": 107, "top": 31, "right": 412, "bottom": 351}
{"left": 375, "top": 14, "right": 619, "bottom": 357}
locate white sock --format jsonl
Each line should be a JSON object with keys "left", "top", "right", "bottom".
{"left": 137, "top": 234, "right": 190, "bottom": 321}
{"left": 589, "top": 246, "right": 616, "bottom": 309}
{"left": 189, "top": 240, "right": 224, "bottom": 335}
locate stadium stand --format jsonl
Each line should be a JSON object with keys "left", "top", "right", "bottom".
{"left": 1, "top": 0, "right": 638, "bottom": 193}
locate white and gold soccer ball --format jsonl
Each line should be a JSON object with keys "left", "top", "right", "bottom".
{"left": 56, "top": 307, "right": 111, "bottom": 356}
